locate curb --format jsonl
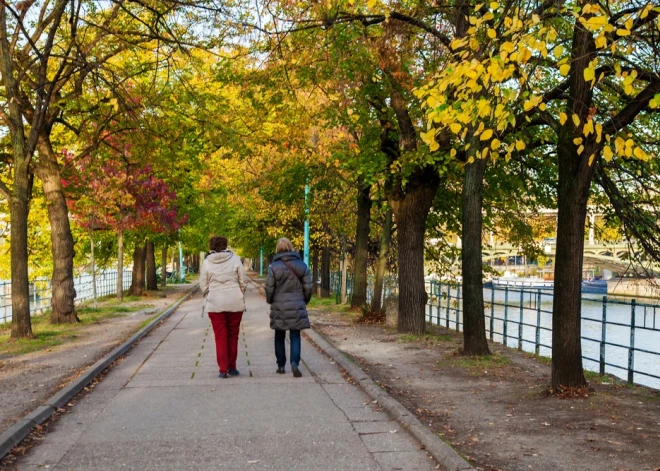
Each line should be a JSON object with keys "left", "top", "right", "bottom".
{"left": 0, "top": 284, "right": 199, "bottom": 460}
{"left": 304, "top": 328, "right": 475, "bottom": 471}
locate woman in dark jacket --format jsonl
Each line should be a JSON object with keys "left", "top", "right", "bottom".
{"left": 265, "top": 237, "right": 313, "bottom": 377}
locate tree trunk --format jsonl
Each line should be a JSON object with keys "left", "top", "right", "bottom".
{"left": 371, "top": 208, "right": 393, "bottom": 313}
{"left": 2, "top": 6, "right": 33, "bottom": 339}
{"left": 161, "top": 246, "right": 168, "bottom": 287}
{"left": 117, "top": 231, "right": 124, "bottom": 301}
{"left": 351, "top": 179, "right": 372, "bottom": 308}
{"left": 35, "top": 136, "right": 78, "bottom": 324}
{"left": 321, "top": 244, "right": 331, "bottom": 297}
{"left": 552, "top": 141, "right": 590, "bottom": 388}
{"left": 312, "top": 249, "right": 319, "bottom": 296}
{"left": 90, "top": 228, "right": 98, "bottom": 309}
{"left": 128, "top": 242, "right": 147, "bottom": 296}
{"left": 146, "top": 240, "right": 158, "bottom": 290}
{"left": 174, "top": 245, "right": 181, "bottom": 282}
{"left": 340, "top": 236, "right": 348, "bottom": 304}
{"left": 390, "top": 168, "right": 440, "bottom": 334}
{"left": 9, "top": 187, "right": 32, "bottom": 338}
{"left": 551, "top": 8, "right": 594, "bottom": 389}
{"left": 461, "top": 158, "right": 491, "bottom": 355}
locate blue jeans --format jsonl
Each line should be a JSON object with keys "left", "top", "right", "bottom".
{"left": 274, "top": 330, "right": 301, "bottom": 368}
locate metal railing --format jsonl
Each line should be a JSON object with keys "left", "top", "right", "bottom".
{"left": 0, "top": 270, "right": 134, "bottom": 324}
{"left": 331, "top": 271, "right": 398, "bottom": 306}
{"left": 427, "top": 280, "right": 660, "bottom": 389}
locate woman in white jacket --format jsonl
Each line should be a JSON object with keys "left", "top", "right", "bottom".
{"left": 200, "top": 236, "right": 248, "bottom": 378}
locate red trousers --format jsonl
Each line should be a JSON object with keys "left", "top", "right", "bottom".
{"left": 208, "top": 311, "right": 243, "bottom": 373}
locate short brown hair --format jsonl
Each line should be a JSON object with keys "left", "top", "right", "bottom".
{"left": 210, "top": 236, "right": 228, "bottom": 252}
{"left": 276, "top": 237, "right": 294, "bottom": 254}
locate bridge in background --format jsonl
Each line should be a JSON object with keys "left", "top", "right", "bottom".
{"left": 482, "top": 242, "right": 659, "bottom": 274}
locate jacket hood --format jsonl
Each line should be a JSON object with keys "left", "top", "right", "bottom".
{"left": 207, "top": 251, "right": 234, "bottom": 264}
{"left": 273, "top": 251, "right": 302, "bottom": 262}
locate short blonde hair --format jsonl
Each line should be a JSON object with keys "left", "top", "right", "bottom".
{"left": 276, "top": 237, "right": 294, "bottom": 254}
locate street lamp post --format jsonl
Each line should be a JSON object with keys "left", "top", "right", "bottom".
{"left": 260, "top": 246, "right": 264, "bottom": 277}
{"left": 304, "top": 184, "right": 310, "bottom": 267}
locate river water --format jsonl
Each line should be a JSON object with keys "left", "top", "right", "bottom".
{"left": 427, "top": 285, "right": 660, "bottom": 390}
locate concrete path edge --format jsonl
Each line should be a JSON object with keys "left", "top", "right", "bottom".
{"left": 0, "top": 284, "right": 199, "bottom": 460}
{"left": 304, "top": 328, "right": 475, "bottom": 471}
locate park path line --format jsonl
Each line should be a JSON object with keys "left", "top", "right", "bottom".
{"left": 14, "top": 284, "right": 439, "bottom": 471}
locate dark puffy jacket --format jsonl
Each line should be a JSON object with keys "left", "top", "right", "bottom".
{"left": 265, "top": 251, "right": 312, "bottom": 331}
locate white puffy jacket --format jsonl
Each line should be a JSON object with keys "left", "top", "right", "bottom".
{"left": 200, "top": 251, "right": 248, "bottom": 313}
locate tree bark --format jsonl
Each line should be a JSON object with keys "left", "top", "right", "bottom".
{"left": 340, "top": 236, "right": 348, "bottom": 304}
{"left": 312, "top": 249, "right": 319, "bottom": 296}
{"left": 117, "top": 231, "right": 124, "bottom": 301}
{"left": 1, "top": 8, "right": 33, "bottom": 338}
{"left": 161, "top": 246, "right": 168, "bottom": 288}
{"left": 146, "top": 240, "right": 158, "bottom": 290}
{"left": 128, "top": 242, "right": 147, "bottom": 296}
{"left": 35, "top": 135, "right": 78, "bottom": 324}
{"left": 390, "top": 168, "right": 440, "bottom": 334}
{"left": 461, "top": 158, "right": 491, "bottom": 355}
{"left": 90, "top": 228, "right": 98, "bottom": 309}
{"left": 9, "top": 188, "right": 32, "bottom": 338}
{"left": 351, "top": 179, "right": 372, "bottom": 308}
{"left": 321, "top": 244, "right": 331, "bottom": 297}
{"left": 551, "top": 5, "right": 594, "bottom": 389}
{"left": 371, "top": 208, "right": 393, "bottom": 313}
{"left": 552, "top": 138, "right": 590, "bottom": 388}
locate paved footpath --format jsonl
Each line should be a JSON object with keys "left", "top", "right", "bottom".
{"left": 15, "top": 283, "right": 438, "bottom": 471}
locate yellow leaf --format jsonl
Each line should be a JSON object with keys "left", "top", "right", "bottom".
{"left": 559, "top": 113, "right": 568, "bottom": 125}
{"left": 482, "top": 147, "right": 490, "bottom": 159}
{"left": 603, "top": 146, "right": 613, "bottom": 162}
{"left": 489, "top": 1, "right": 499, "bottom": 9}
{"left": 450, "top": 149, "right": 457, "bottom": 157}
{"left": 491, "top": 139, "right": 501, "bottom": 149}
{"left": 467, "top": 156, "right": 475, "bottom": 164}
{"left": 480, "top": 129, "right": 493, "bottom": 141}
{"left": 572, "top": 114, "right": 580, "bottom": 127}
{"left": 595, "top": 34, "right": 607, "bottom": 49}
{"left": 515, "top": 140, "right": 526, "bottom": 151}
{"left": 595, "top": 123, "right": 603, "bottom": 143}
{"left": 429, "top": 141, "right": 440, "bottom": 152}
{"left": 501, "top": 42, "right": 515, "bottom": 53}
{"left": 487, "top": 29, "right": 497, "bottom": 39}
{"left": 450, "top": 123, "right": 462, "bottom": 134}
{"left": 633, "top": 146, "right": 646, "bottom": 159}
{"left": 560, "top": 64, "right": 571, "bottom": 76}
{"left": 553, "top": 45, "right": 564, "bottom": 58}
{"left": 584, "top": 67, "right": 595, "bottom": 82}
{"left": 584, "top": 15, "right": 607, "bottom": 31}
{"left": 420, "top": 129, "right": 437, "bottom": 147}
{"left": 577, "top": 145, "right": 585, "bottom": 155}
{"left": 573, "top": 137, "right": 583, "bottom": 145}
{"left": 616, "top": 29, "right": 631, "bottom": 36}
{"left": 588, "top": 153, "right": 595, "bottom": 166}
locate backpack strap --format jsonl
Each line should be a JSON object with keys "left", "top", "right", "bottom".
{"left": 280, "top": 259, "right": 304, "bottom": 285}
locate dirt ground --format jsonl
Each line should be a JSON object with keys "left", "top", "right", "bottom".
{"left": 308, "top": 306, "right": 660, "bottom": 471}
{"left": 0, "top": 284, "right": 194, "bottom": 434}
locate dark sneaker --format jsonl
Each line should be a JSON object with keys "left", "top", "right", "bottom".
{"left": 291, "top": 365, "right": 302, "bottom": 378}
{"left": 276, "top": 367, "right": 285, "bottom": 374}
{"left": 228, "top": 369, "right": 240, "bottom": 376}
{"left": 218, "top": 372, "right": 228, "bottom": 379}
